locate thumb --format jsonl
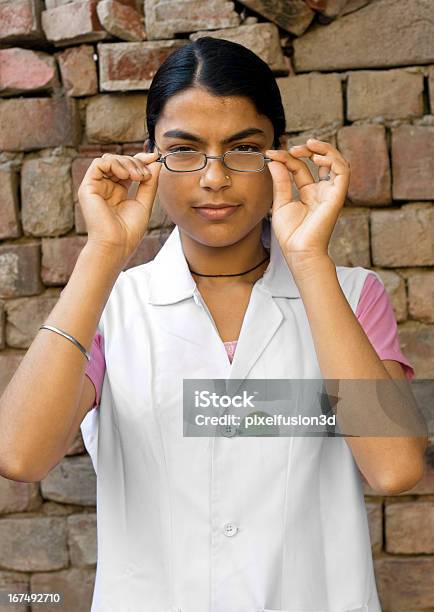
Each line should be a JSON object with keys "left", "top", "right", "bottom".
{"left": 267, "top": 160, "right": 296, "bottom": 208}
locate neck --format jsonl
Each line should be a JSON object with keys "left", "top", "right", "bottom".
{"left": 180, "top": 221, "right": 270, "bottom": 288}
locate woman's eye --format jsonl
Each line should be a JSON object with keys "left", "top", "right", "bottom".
{"left": 169, "top": 146, "right": 196, "bottom": 153}
{"left": 169, "top": 144, "right": 261, "bottom": 153}
{"left": 233, "top": 144, "right": 261, "bottom": 152}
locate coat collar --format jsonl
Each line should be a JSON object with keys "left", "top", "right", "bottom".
{"left": 147, "top": 217, "right": 301, "bottom": 305}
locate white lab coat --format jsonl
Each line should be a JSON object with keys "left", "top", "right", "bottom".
{"left": 81, "top": 218, "right": 383, "bottom": 612}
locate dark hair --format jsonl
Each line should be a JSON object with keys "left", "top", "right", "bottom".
{"left": 144, "top": 36, "right": 286, "bottom": 152}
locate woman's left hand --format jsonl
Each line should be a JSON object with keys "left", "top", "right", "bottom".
{"left": 265, "top": 138, "right": 351, "bottom": 273}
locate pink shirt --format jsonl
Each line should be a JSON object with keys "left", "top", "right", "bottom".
{"left": 84, "top": 273, "right": 415, "bottom": 409}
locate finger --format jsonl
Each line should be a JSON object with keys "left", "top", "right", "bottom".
{"left": 134, "top": 158, "right": 162, "bottom": 208}
{"left": 265, "top": 149, "right": 315, "bottom": 191}
{"left": 91, "top": 156, "right": 132, "bottom": 182}
{"left": 311, "top": 153, "right": 349, "bottom": 177}
{"left": 110, "top": 156, "right": 146, "bottom": 182}
{"left": 290, "top": 139, "right": 348, "bottom": 168}
{"left": 96, "top": 154, "right": 146, "bottom": 183}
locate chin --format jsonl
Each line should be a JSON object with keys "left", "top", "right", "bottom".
{"left": 185, "top": 216, "right": 265, "bottom": 249}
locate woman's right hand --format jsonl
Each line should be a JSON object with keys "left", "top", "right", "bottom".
{"left": 78, "top": 151, "right": 162, "bottom": 267}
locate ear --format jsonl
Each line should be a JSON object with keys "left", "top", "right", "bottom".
{"left": 143, "top": 137, "right": 154, "bottom": 153}
{"left": 278, "top": 134, "right": 289, "bottom": 150}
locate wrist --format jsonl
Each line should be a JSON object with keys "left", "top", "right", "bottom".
{"left": 286, "top": 253, "right": 336, "bottom": 284}
{"left": 82, "top": 240, "right": 127, "bottom": 274}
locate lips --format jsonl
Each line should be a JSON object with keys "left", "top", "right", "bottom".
{"left": 193, "top": 204, "right": 240, "bottom": 221}
{"left": 195, "top": 203, "right": 239, "bottom": 209}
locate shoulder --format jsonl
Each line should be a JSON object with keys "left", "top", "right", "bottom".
{"left": 98, "top": 260, "right": 156, "bottom": 331}
{"left": 334, "top": 265, "right": 384, "bottom": 309}
{"left": 111, "top": 260, "right": 155, "bottom": 297}
{"left": 335, "top": 264, "right": 383, "bottom": 288}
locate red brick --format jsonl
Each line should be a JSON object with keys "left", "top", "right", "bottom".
{"left": 408, "top": 271, "right": 434, "bottom": 323}
{"left": 41, "top": 0, "right": 109, "bottom": 46}
{"left": 429, "top": 65, "right": 434, "bottom": 114}
{"left": 222, "top": 0, "right": 312, "bottom": 36}
{"left": 277, "top": 73, "right": 343, "bottom": 132}
{"left": 57, "top": 44, "right": 98, "bottom": 97}
{"left": 337, "top": 125, "right": 391, "bottom": 206}
{"left": 371, "top": 204, "right": 434, "bottom": 267}
{"left": 65, "top": 430, "right": 85, "bottom": 455}
{"left": 4, "top": 292, "right": 60, "bottom": 348}
{"left": 385, "top": 501, "right": 434, "bottom": 553}
{"left": 67, "top": 513, "right": 97, "bottom": 567}
{"left": 71, "top": 157, "right": 94, "bottom": 232}
{"left": 41, "top": 235, "right": 88, "bottom": 284}
{"left": 0, "top": 477, "right": 41, "bottom": 514}
{"left": 190, "top": 23, "right": 288, "bottom": 75}
{"left": 374, "top": 269, "right": 407, "bottom": 322}
{"left": 21, "top": 157, "right": 74, "bottom": 237}
{"left": 77, "top": 143, "right": 122, "bottom": 156}
{"left": 0, "top": 243, "right": 43, "bottom": 299}
{"left": 391, "top": 125, "right": 434, "bottom": 200}
{"left": 305, "top": 0, "right": 369, "bottom": 17}
{"left": 145, "top": 0, "right": 240, "bottom": 40}
{"left": 31, "top": 568, "right": 96, "bottom": 612}
{"left": 0, "top": 300, "right": 4, "bottom": 349}
{"left": 293, "top": 0, "right": 434, "bottom": 71}
{"left": 0, "top": 0, "right": 44, "bottom": 44}
{"left": 397, "top": 322, "right": 434, "bottom": 380}
{"left": 0, "top": 98, "right": 80, "bottom": 152}
{"left": 365, "top": 501, "right": 382, "bottom": 554}
{"left": 71, "top": 157, "right": 94, "bottom": 200}
{"left": 374, "top": 557, "right": 434, "bottom": 609}
{"left": 0, "top": 517, "right": 68, "bottom": 571}
{"left": 85, "top": 93, "right": 146, "bottom": 142}
{"left": 0, "top": 167, "right": 20, "bottom": 239}
{"left": 0, "top": 48, "right": 57, "bottom": 96}
{"left": 328, "top": 208, "right": 370, "bottom": 267}
{"left": 96, "top": 0, "right": 146, "bottom": 41}
{"left": 347, "top": 69, "right": 424, "bottom": 121}
{"left": 0, "top": 353, "right": 24, "bottom": 397}
{"left": 98, "top": 39, "right": 188, "bottom": 91}
{"left": 41, "top": 456, "right": 96, "bottom": 505}
{"left": 0, "top": 570, "right": 29, "bottom": 612}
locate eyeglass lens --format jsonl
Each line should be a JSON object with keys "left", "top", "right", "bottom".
{"left": 164, "top": 151, "right": 265, "bottom": 172}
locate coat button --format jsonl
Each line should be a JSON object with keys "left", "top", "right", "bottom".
{"left": 223, "top": 522, "right": 238, "bottom": 537}
{"left": 220, "top": 423, "right": 237, "bottom": 437}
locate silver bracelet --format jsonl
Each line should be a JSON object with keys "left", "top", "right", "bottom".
{"left": 39, "top": 325, "right": 91, "bottom": 362}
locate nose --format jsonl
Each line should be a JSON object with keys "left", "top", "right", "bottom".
{"left": 200, "top": 156, "right": 230, "bottom": 188}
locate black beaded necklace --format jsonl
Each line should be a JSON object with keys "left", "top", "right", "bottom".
{"left": 187, "top": 251, "right": 270, "bottom": 278}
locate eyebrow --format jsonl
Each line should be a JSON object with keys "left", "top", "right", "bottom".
{"left": 162, "top": 127, "right": 267, "bottom": 144}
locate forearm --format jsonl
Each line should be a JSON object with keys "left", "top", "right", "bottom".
{"left": 290, "top": 255, "right": 428, "bottom": 494}
{"left": 0, "top": 243, "right": 123, "bottom": 480}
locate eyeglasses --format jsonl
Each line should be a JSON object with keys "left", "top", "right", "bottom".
{"left": 155, "top": 150, "right": 273, "bottom": 173}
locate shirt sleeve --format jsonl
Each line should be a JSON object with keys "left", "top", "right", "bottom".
{"left": 84, "top": 330, "right": 106, "bottom": 408}
{"left": 355, "top": 273, "right": 415, "bottom": 381}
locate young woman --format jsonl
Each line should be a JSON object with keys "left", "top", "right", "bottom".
{"left": 25, "top": 37, "right": 426, "bottom": 611}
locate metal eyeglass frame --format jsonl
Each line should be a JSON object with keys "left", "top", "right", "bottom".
{"left": 154, "top": 147, "right": 273, "bottom": 173}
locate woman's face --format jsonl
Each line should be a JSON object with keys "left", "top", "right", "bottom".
{"left": 151, "top": 87, "right": 278, "bottom": 248}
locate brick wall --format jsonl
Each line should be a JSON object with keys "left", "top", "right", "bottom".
{"left": 0, "top": 0, "right": 433, "bottom": 610}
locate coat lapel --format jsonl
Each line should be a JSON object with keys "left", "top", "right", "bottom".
{"left": 146, "top": 219, "right": 302, "bottom": 392}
